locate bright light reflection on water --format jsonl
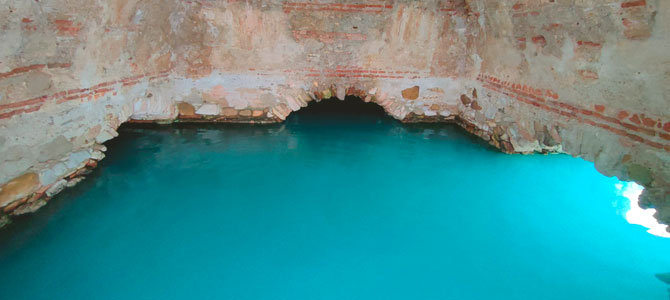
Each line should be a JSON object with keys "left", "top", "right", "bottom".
{"left": 617, "top": 181, "right": 670, "bottom": 238}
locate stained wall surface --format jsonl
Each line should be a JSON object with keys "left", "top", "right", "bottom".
{"left": 0, "top": 0, "right": 668, "bottom": 230}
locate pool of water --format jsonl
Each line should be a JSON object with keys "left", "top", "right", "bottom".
{"left": 1, "top": 98, "right": 669, "bottom": 299}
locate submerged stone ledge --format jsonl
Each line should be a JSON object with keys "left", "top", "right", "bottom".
{"left": 0, "top": 145, "right": 105, "bottom": 225}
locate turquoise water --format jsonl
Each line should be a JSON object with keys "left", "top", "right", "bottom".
{"left": 1, "top": 98, "right": 669, "bottom": 299}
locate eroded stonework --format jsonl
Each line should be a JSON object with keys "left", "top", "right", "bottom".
{"left": 0, "top": 0, "right": 668, "bottom": 231}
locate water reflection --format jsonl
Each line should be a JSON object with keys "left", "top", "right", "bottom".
{"left": 617, "top": 181, "right": 670, "bottom": 238}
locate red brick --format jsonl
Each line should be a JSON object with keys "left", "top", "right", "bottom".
{"left": 532, "top": 36, "right": 547, "bottom": 46}
{"left": 642, "top": 117, "right": 656, "bottom": 127}
{"left": 621, "top": 0, "right": 646, "bottom": 8}
{"left": 629, "top": 114, "right": 641, "bottom": 124}
{"left": 617, "top": 111, "right": 630, "bottom": 120}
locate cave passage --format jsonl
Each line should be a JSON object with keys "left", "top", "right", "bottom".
{"left": 291, "top": 96, "right": 389, "bottom": 118}
{"left": 0, "top": 97, "right": 669, "bottom": 299}
{"left": 286, "top": 95, "right": 393, "bottom": 127}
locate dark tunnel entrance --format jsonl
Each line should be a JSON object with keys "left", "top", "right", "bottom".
{"left": 287, "top": 96, "right": 391, "bottom": 123}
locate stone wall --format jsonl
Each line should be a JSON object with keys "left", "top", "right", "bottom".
{"left": 472, "top": 0, "right": 670, "bottom": 229}
{"left": 0, "top": 0, "right": 177, "bottom": 222}
{"left": 0, "top": 0, "right": 668, "bottom": 231}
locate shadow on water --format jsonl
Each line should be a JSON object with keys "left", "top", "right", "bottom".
{"left": 657, "top": 273, "right": 670, "bottom": 298}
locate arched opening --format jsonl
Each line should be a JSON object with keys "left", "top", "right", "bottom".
{"left": 291, "top": 96, "right": 388, "bottom": 118}
{"left": 287, "top": 95, "right": 392, "bottom": 124}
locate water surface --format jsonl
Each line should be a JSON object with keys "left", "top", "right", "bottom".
{"left": 1, "top": 98, "right": 669, "bottom": 299}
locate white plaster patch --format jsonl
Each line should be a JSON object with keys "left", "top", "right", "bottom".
{"left": 196, "top": 103, "right": 220, "bottom": 115}
{"left": 79, "top": 62, "right": 98, "bottom": 88}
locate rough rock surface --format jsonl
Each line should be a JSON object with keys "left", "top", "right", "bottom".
{"left": 0, "top": 0, "right": 668, "bottom": 231}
